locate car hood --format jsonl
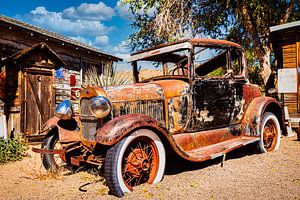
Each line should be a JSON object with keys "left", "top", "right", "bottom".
{"left": 105, "top": 79, "right": 190, "bottom": 102}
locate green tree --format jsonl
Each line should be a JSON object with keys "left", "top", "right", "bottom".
{"left": 123, "top": 0, "right": 299, "bottom": 86}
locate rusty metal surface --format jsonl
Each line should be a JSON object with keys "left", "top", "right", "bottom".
{"left": 130, "top": 38, "right": 242, "bottom": 57}
{"left": 73, "top": 39, "right": 284, "bottom": 165}
{"left": 112, "top": 100, "right": 165, "bottom": 126}
{"left": 173, "top": 127, "right": 233, "bottom": 151}
{"left": 32, "top": 147, "right": 63, "bottom": 154}
{"left": 94, "top": 114, "right": 169, "bottom": 146}
{"left": 242, "top": 83, "right": 262, "bottom": 107}
{"left": 105, "top": 83, "right": 164, "bottom": 102}
{"left": 168, "top": 95, "right": 189, "bottom": 133}
{"left": 153, "top": 80, "right": 189, "bottom": 98}
{"left": 186, "top": 78, "right": 240, "bottom": 132}
{"left": 80, "top": 98, "right": 99, "bottom": 140}
{"left": 241, "top": 96, "right": 282, "bottom": 136}
{"left": 42, "top": 116, "right": 81, "bottom": 143}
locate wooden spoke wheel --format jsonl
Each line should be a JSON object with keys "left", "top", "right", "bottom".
{"left": 122, "top": 136, "right": 159, "bottom": 188}
{"left": 105, "top": 129, "right": 166, "bottom": 197}
{"left": 258, "top": 112, "right": 281, "bottom": 153}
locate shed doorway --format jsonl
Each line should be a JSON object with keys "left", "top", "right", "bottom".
{"left": 22, "top": 68, "right": 54, "bottom": 135}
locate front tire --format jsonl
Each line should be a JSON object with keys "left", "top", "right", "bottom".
{"left": 257, "top": 112, "right": 281, "bottom": 153}
{"left": 104, "top": 129, "right": 166, "bottom": 197}
{"left": 41, "top": 132, "right": 65, "bottom": 172}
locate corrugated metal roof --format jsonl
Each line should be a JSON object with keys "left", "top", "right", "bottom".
{"left": 0, "top": 14, "right": 122, "bottom": 61}
{"left": 270, "top": 21, "right": 300, "bottom": 32}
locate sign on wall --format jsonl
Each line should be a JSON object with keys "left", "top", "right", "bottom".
{"left": 278, "top": 68, "right": 297, "bottom": 93}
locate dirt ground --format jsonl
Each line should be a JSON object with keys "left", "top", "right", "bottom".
{"left": 0, "top": 135, "right": 299, "bottom": 200}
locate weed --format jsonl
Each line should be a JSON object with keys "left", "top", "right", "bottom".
{"left": 0, "top": 138, "right": 26, "bottom": 163}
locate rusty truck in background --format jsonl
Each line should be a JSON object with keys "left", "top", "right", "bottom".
{"left": 33, "top": 38, "right": 283, "bottom": 197}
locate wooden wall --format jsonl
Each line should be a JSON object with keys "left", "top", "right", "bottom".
{"left": 0, "top": 18, "right": 119, "bottom": 136}
{"left": 273, "top": 29, "right": 300, "bottom": 113}
{"left": 55, "top": 69, "right": 81, "bottom": 113}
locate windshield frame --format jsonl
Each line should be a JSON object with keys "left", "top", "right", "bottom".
{"left": 129, "top": 41, "right": 247, "bottom": 83}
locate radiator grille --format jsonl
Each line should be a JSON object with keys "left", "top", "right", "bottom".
{"left": 80, "top": 98, "right": 99, "bottom": 140}
{"left": 80, "top": 99, "right": 165, "bottom": 140}
{"left": 112, "top": 100, "right": 165, "bottom": 126}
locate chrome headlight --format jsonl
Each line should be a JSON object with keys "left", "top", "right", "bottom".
{"left": 89, "top": 96, "right": 111, "bottom": 118}
{"left": 55, "top": 100, "right": 74, "bottom": 120}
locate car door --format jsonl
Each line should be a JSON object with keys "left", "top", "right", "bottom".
{"left": 185, "top": 47, "right": 245, "bottom": 132}
{"left": 186, "top": 77, "right": 235, "bottom": 132}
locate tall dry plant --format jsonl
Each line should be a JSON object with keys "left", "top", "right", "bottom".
{"left": 83, "top": 65, "right": 129, "bottom": 87}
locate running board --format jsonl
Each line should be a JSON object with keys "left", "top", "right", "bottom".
{"left": 186, "top": 136, "right": 260, "bottom": 162}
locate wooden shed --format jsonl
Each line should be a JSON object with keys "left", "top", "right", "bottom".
{"left": 0, "top": 14, "right": 122, "bottom": 112}
{"left": 0, "top": 15, "right": 122, "bottom": 138}
{"left": 0, "top": 43, "right": 65, "bottom": 137}
{"left": 270, "top": 21, "right": 300, "bottom": 137}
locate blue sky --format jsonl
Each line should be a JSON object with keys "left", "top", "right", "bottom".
{"left": 0, "top": 0, "right": 134, "bottom": 67}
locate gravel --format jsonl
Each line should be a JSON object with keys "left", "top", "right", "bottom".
{"left": 0, "top": 135, "right": 299, "bottom": 200}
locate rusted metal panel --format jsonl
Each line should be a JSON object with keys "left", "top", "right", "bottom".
{"left": 186, "top": 78, "right": 236, "bottom": 132}
{"left": 42, "top": 116, "right": 81, "bottom": 143}
{"left": 242, "top": 83, "right": 262, "bottom": 108}
{"left": 168, "top": 95, "right": 189, "bottom": 133}
{"left": 173, "top": 126, "right": 237, "bottom": 151}
{"left": 128, "top": 42, "right": 193, "bottom": 62}
{"left": 105, "top": 83, "right": 164, "bottom": 102}
{"left": 153, "top": 80, "right": 189, "bottom": 98}
{"left": 94, "top": 114, "right": 169, "bottom": 146}
{"left": 130, "top": 38, "right": 242, "bottom": 58}
{"left": 241, "top": 96, "right": 282, "bottom": 136}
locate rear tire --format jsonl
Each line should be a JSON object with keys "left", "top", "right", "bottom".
{"left": 257, "top": 112, "right": 281, "bottom": 153}
{"left": 104, "top": 129, "right": 166, "bottom": 197}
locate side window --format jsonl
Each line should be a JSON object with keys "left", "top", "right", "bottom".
{"left": 230, "top": 49, "right": 243, "bottom": 76}
{"left": 194, "top": 47, "right": 228, "bottom": 77}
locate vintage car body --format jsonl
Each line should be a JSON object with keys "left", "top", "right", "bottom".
{"left": 33, "top": 38, "right": 283, "bottom": 197}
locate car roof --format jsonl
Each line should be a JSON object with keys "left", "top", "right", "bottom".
{"left": 128, "top": 38, "right": 242, "bottom": 62}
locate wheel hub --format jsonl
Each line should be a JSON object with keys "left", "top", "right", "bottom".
{"left": 125, "top": 148, "right": 150, "bottom": 178}
{"left": 263, "top": 120, "right": 277, "bottom": 150}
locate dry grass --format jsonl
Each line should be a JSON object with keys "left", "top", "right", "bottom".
{"left": 18, "top": 153, "right": 64, "bottom": 180}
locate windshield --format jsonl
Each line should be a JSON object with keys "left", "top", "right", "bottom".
{"left": 132, "top": 44, "right": 244, "bottom": 82}
{"left": 134, "top": 49, "right": 190, "bottom": 82}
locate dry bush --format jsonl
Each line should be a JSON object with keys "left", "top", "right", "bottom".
{"left": 84, "top": 65, "right": 129, "bottom": 86}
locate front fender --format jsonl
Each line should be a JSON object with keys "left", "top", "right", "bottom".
{"left": 42, "top": 116, "right": 81, "bottom": 143}
{"left": 95, "top": 114, "right": 169, "bottom": 146}
{"left": 241, "top": 96, "right": 283, "bottom": 137}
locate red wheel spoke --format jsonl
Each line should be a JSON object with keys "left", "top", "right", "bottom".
{"left": 122, "top": 136, "right": 160, "bottom": 188}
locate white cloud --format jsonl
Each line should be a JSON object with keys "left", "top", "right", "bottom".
{"left": 28, "top": 6, "right": 113, "bottom": 36}
{"left": 63, "top": 2, "right": 115, "bottom": 21}
{"left": 69, "top": 36, "right": 93, "bottom": 46}
{"left": 30, "top": 6, "right": 48, "bottom": 15}
{"left": 112, "top": 40, "right": 130, "bottom": 54}
{"left": 115, "top": 0, "right": 132, "bottom": 19}
{"left": 94, "top": 35, "right": 109, "bottom": 45}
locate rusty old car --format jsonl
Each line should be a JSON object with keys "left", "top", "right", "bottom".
{"left": 33, "top": 38, "right": 283, "bottom": 197}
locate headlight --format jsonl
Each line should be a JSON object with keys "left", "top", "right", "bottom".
{"left": 55, "top": 100, "right": 74, "bottom": 120}
{"left": 89, "top": 96, "right": 111, "bottom": 118}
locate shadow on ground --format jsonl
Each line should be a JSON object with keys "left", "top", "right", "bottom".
{"left": 164, "top": 143, "right": 258, "bottom": 175}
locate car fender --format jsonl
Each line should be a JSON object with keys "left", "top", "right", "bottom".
{"left": 95, "top": 114, "right": 171, "bottom": 146}
{"left": 42, "top": 116, "right": 81, "bottom": 143}
{"left": 241, "top": 96, "right": 283, "bottom": 137}
{"left": 94, "top": 114, "right": 217, "bottom": 162}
